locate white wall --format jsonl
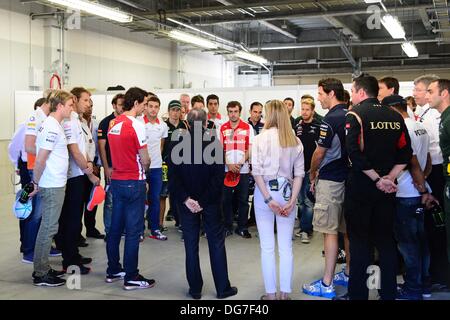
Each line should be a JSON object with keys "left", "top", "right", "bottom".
{"left": 0, "top": 7, "right": 236, "bottom": 141}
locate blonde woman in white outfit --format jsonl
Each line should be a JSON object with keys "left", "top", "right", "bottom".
{"left": 251, "top": 100, "right": 305, "bottom": 300}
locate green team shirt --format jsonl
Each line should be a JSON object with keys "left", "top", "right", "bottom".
{"left": 439, "top": 106, "right": 450, "bottom": 180}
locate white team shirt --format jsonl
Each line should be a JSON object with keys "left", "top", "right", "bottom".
{"left": 25, "top": 107, "right": 47, "bottom": 137}
{"left": 81, "top": 118, "right": 96, "bottom": 162}
{"left": 144, "top": 117, "right": 168, "bottom": 169}
{"left": 397, "top": 118, "right": 431, "bottom": 198}
{"left": 63, "top": 111, "right": 87, "bottom": 179}
{"left": 36, "top": 116, "right": 69, "bottom": 188}
{"left": 417, "top": 104, "right": 442, "bottom": 165}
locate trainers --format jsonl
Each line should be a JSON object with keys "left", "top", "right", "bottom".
{"left": 32, "top": 268, "right": 65, "bottom": 279}
{"left": 300, "top": 232, "right": 310, "bottom": 244}
{"left": 139, "top": 235, "right": 144, "bottom": 242}
{"left": 149, "top": 230, "right": 167, "bottom": 241}
{"left": 22, "top": 253, "right": 33, "bottom": 264}
{"left": 123, "top": 274, "right": 155, "bottom": 290}
{"left": 333, "top": 293, "right": 349, "bottom": 300}
{"left": 33, "top": 273, "right": 66, "bottom": 287}
{"left": 302, "top": 279, "right": 336, "bottom": 299}
{"left": 64, "top": 264, "right": 91, "bottom": 275}
{"left": 333, "top": 271, "right": 349, "bottom": 287}
{"left": 236, "top": 229, "right": 252, "bottom": 239}
{"left": 165, "top": 215, "right": 174, "bottom": 222}
{"left": 295, "top": 230, "right": 302, "bottom": 237}
{"left": 106, "top": 270, "right": 126, "bottom": 283}
{"left": 49, "top": 247, "right": 62, "bottom": 257}
{"left": 159, "top": 225, "right": 168, "bottom": 232}
{"left": 225, "top": 230, "right": 233, "bottom": 237}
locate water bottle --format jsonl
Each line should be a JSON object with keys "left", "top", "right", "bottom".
{"left": 429, "top": 202, "right": 445, "bottom": 228}
{"left": 19, "top": 182, "right": 34, "bottom": 204}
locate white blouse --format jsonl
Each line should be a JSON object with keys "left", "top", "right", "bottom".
{"left": 251, "top": 127, "right": 305, "bottom": 182}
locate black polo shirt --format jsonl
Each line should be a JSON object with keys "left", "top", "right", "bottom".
{"left": 97, "top": 112, "right": 116, "bottom": 167}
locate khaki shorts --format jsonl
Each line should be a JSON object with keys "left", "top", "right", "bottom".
{"left": 312, "top": 179, "right": 346, "bottom": 235}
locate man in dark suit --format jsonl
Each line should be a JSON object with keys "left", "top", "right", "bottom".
{"left": 169, "top": 108, "right": 238, "bottom": 300}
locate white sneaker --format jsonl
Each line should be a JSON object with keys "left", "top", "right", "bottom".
{"left": 300, "top": 232, "right": 310, "bottom": 244}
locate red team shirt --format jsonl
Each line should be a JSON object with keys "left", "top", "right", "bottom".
{"left": 220, "top": 119, "right": 253, "bottom": 173}
{"left": 108, "top": 114, "right": 147, "bottom": 180}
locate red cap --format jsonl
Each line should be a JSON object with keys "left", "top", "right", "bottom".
{"left": 87, "top": 185, "right": 106, "bottom": 211}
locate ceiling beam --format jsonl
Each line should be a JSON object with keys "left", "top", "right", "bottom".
{"left": 249, "top": 37, "right": 441, "bottom": 50}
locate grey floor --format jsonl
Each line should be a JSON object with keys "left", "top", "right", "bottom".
{"left": 1, "top": 193, "right": 449, "bottom": 300}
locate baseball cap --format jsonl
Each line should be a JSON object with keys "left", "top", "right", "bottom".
{"left": 168, "top": 100, "right": 182, "bottom": 111}
{"left": 13, "top": 190, "right": 33, "bottom": 220}
{"left": 87, "top": 185, "right": 106, "bottom": 211}
{"left": 381, "top": 95, "right": 406, "bottom": 107}
{"left": 224, "top": 171, "right": 240, "bottom": 187}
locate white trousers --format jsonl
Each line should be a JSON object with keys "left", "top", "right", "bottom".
{"left": 254, "top": 183, "right": 296, "bottom": 293}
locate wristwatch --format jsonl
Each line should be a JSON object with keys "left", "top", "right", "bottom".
{"left": 264, "top": 196, "right": 273, "bottom": 204}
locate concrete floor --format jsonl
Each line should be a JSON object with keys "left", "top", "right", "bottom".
{"left": 1, "top": 193, "right": 449, "bottom": 300}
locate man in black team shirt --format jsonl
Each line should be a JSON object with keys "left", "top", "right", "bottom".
{"left": 294, "top": 97, "right": 321, "bottom": 244}
{"left": 163, "top": 100, "right": 188, "bottom": 230}
{"left": 345, "top": 74, "right": 412, "bottom": 300}
{"left": 97, "top": 93, "right": 124, "bottom": 240}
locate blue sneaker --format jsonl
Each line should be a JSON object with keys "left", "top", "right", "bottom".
{"left": 333, "top": 271, "right": 349, "bottom": 287}
{"left": 22, "top": 253, "right": 33, "bottom": 264}
{"left": 49, "top": 247, "right": 62, "bottom": 257}
{"left": 302, "top": 279, "right": 336, "bottom": 299}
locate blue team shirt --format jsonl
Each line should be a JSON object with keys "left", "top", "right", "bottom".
{"left": 317, "top": 104, "right": 348, "bottom": 182}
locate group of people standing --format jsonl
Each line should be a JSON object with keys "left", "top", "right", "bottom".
{"left": 8, "top": 72, "right": 450, "bottom": 301}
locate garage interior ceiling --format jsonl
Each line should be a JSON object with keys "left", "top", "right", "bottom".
{"left": 16, "top": 0, "right": 450, "bottom": 76}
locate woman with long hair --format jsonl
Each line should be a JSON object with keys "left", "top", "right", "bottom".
{"left": 251, "top": 100, "right": 305, "bottom": 300}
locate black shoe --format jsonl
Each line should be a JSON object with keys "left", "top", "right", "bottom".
{"left": 235, "top": 229, "right": 252, "bottom": 239}
{"left": 32, "top": 268, "right": 65, "bottom": 279}
{"left": 64, "top": 264, "right": 91, "bottom": 275}
{"left": 123, "top": 274, "right": 155, "bottom": 290}
{"left": 188, "top": 290, "right": 202, "bottom": 300}
{"left": 217, "top": 286, "right": 238, "bottom": 299}
{"left": 86, "top": 230, "right": 105, "bottom": 239}
{"left": 165, "top": 215, "right": 174, "bottom": 222}
{"left": 225, "top": 229, "right": 233, "bottom": 237}
{"left": 105, "top": 269, "right": 126, "bottom": 283}
{"left": 79, "top": 256, "right": 92, "bottom": 265}
{"left": 33, "top": 273, "right": 66, "bottom": 287}
{"left": 78, "top": 238, "right": 89, "bottom": 247}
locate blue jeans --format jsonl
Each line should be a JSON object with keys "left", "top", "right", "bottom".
{"left": 106, "top": 180, "right": 146, "bottom": 281}
{"left": 103, "top": 186, "right": 113, "bottom": 235}
{"left": 146, "top": 168, "right": 163, "bottom": 233}
{"left": 297, "top": 174, "right": 313, "bottom": 234}
{"left": 394, "top": 197, "right": 430, "bottom": 293}
{"left": 22, "top": 170, "right": 42, "bottom": 256}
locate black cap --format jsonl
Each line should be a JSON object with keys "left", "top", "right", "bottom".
{"left": 382, "top": 94, "right": 406, "bottom": 107}
{"left": 168, "top": 100, "right": 182, "bottom": 111}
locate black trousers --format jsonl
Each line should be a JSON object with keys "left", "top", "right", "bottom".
{"left": 56, "top": 175, "right": 85, "bottom": 268}
{"left": 179, "top": 203, "right": 232, "bottom": 295}
{"left": 425, "top": 164, "right": 450, "bottom": 286}
{"left": 344, "top": 172, "right": 398, "bottom": 300}
{"left": 18, "top": 158, "right": 30, "bottom": 253}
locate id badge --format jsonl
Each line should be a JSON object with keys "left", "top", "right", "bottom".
{"left": 269, "top": 179, "right": 279, "bottom": 191}
{"left": 447, "top": 163, "right": 450, "bottom": 175}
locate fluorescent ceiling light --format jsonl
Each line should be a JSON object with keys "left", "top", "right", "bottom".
{"left": 46, "top": 0, "right": 132, "bottom": 23}
{"left": 167, "top": 18, "right": 236, "bottom": 47}
{"left": 401, "top": 41, "right": 419, "bottom": 57}
{"left": 381, "top": 14, "right": 405, "bottom": 39}
{"left": 235, "top": 51, "right": 268, "bottom": 64}
{"left": 169, "top": 30, "right": 218, "bottom": 49}
{"left": 364, "top": 0, "right": 382, "bottom": 3}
